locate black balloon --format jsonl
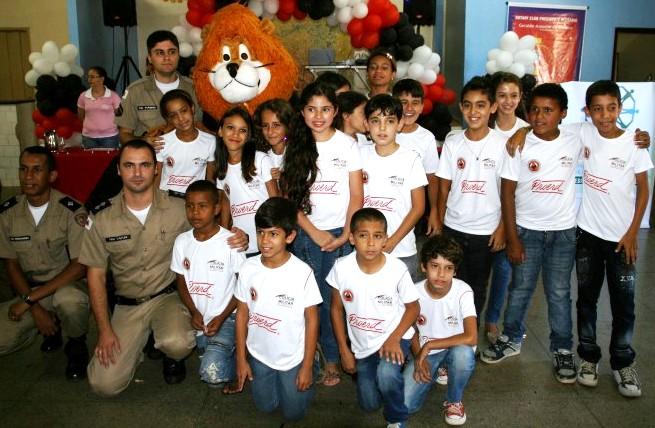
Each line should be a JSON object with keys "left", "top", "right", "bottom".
{"left": 298, "top": 0, "right": 312, "bottom": 13}
{"left": 397, "top": 26, "right": 414, "bottom": 44}
{"left": 317, "top": 1, "right": 334, "bottom": 17}
{"left": 409, "top": 34, "right": 424, "bottom": 49}
{"left": 36, "top": 75, "right": 57, "bottom": 95}
{"left": 397, "top": 13, "right": 410, "bottom": 27}
{"left": 380, "top": 28, "right": 397, "bottom": 45}
{"left": 37, "top": 100, "right": 58, "bottom": 117}
{"left": 396, "top": 45, "right": 413, "bottom": 62}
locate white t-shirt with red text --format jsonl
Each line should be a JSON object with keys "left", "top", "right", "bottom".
{"left": 437, "top": 129, "right": 507, "bottom": 235}
{"left": 326, "top": 252, "right": 419, "bottom": 359}
{"left": 309, "top": 130, "right": 363, "bottom": 230}
{"left": 171, "top": 228, "right": 246, "bottom": 333}
{"left": 234, "top": 254, "right": 322, "bottom": 370}
{"left": 415, "top": 278, "right": 476, "bottom": 355}
{"left": 576, "top": 123, "right": 654, "bottom": 242}
{"left": 156, "top": 129, "right": 216, "bottom": 192}
{"left": 396, "top": 125, "right": 440, "bottom": 175}
{"left": 361, "top": 144, "right": 427, "bottom": 257}
{"left": 494, "top": 117, "right": 529, "bottom": 139}
{"left": 500, "top": 129, "right": 582, "bottom": 230}
{"left": 216, "top": 151, "right": 273, "bottom": 254}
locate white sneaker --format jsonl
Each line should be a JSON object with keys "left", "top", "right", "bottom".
{"left": 613, "top": 364, "right": 642, "bottom": 397}
{"left": 436, "top": 367, "right": 448, "bottom": 385}
{"left": 577, "top": 359, "right": 598, "bottom": 387}
{"left": 443, "top": 401, "right": 467, "bottom": 426}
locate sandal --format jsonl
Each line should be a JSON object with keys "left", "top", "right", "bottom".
{"left": 323, "top": 370, "right": 341, "bottom": 387}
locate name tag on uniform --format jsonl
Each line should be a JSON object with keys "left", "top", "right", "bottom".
{"left": 9, "top": 236, "right": 30, "bottom": 241}
{"left": 106, "top": 234, "right": 131, "bottom": 242}
{"left": 137, "top": 105, "right": 157, "bottom": 111}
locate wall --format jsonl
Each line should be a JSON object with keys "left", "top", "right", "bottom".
{"left": 464, "top": 0, "right": 655, "bottom": 83}
{"left": 0, "top": 0, "right": 68, "bottom": 52}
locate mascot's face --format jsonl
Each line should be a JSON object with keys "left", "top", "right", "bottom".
{"left": 210, "top": 38, "right": 272, "bottom": 104}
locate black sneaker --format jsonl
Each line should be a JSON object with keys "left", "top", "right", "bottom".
{"left": 64, "top": 337, "right": 89, "bottom": 381}
{"left": 163, "top": 357, "right": 186, "bottom": 384}
{"left": 144, "top": 332, "right": 163, "bottom": 360}
{"left": 553, "top": 349, "right": 576, "bottom": 384}
{"left": 480, "top": 335, "right": 521, "bottom": 364}
{"left": 40, "top": 329, "right": 63, "bottom": 353}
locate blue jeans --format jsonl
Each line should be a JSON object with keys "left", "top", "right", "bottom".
{"left": 576, "top": 228, "right": 636, "bottom": 370}
{"left": 82, "top": 135, "right": 120, "bottom": 149}
{"left": 291, "top": 227, "right": 352, "bottom": 363}
{"left": 249, "top": 356, "right": 315, "bottom": 422}
{"left": 485, "top": 250, "right": 512, "bottom": 324}
{"left": 502, "top": 226, "right": 576, "bottom": 351}
{"left": 356, "top": 339, "right": 411, "bottom": 424}
{"left": 195, "top": 314, "right": 235, "bottom": 386}
{"left": 404, "top": 345, "right": 476, "bottom": 412}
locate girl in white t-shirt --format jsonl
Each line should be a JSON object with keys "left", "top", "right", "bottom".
{"left": 335, "top": 91, "right": 370, "bottom": 146}
{"left": 253, "top": 99, "right": 296, "bottom": 180}
{"left": 155, "top": 89, "right": 216, "bottom": 193}
{"left": 280, "top": 81, "right": 364, "bottom": 386}
{"left": 216, "top": 107, "right": 278, "bottom": 255}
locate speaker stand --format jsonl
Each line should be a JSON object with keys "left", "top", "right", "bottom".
{"left": 115, "top": 26, "right": 141, "bottom": 93}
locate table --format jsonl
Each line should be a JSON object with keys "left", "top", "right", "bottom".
{"left": 53, "top": 148, "right": 119, "bottom": 204}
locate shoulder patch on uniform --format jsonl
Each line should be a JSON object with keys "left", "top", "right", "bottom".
{"left": 0, "top": 196, "right": 18, "bottom": 214}
{"left": 168, "top": 190, "right": 186, "bottom": 199}
{"left": 90, "top": 200, "right": 112, "bottom": 215}
{"left": 59, "top": 196, "right": 82, "bottom": 212}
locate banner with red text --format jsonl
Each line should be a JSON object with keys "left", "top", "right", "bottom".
{"left": 508, "top": 2, "right": 587, "bottom": 83}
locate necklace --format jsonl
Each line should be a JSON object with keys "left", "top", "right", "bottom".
{"left": 463, "top": 136, "right": 490, "bottom": 161}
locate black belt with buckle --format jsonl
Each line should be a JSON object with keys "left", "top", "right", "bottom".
{"left": 115, "top": 283, "right": 176, "bottom": 306}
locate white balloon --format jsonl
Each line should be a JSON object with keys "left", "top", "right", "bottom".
{"left": 334, "top": 0, "right": 349, "bottom": 8}
{"left": 499, "top": 31, "right": 519, "bottom": 53}
{"left": 41, "top": 41, "right": 59, "bottom": 62}
{"left": 337, "top": 6, "right": 353, "bottom": 24}
{"left": 487, "top": 48, "right": 501, "bottom": 61}
{"left": 412, "top": 45, "right": 432, "bottom": 65}
{"left": 248, "top": 1, "right": 264, "bottom": 17}
{"left": 263, "top": 0, "right": 279, "bottom": 14}
{"left": 419, "top": 69, "right": 437, "bottom": 84}
{"left": 352, "top": 3, "right": 368, "bottom": 19}
{"left": 495, "top": 50, "right": 513, "bottom": 69}
{"left": 485, "top": 60, "right": 498, "bottom": 75}
{"left": 396, "top": 61, "right": 409, "bottom": 78}
{"left": 54, "top": 61, "right": 71, "bottom": 77}
{"left": 70, "top": 64, "right": 84, "bottom": 77}
{"left": 349, "top": 0, "right": 360, "bottom": 5}
{"left": 28, "top": 52, "right": 42, "bottom": 65}
{"left": 60, "top": 44, "right": 79, "bottom": 63}
{"left": 524, "top": 63, "right": 535, "bottom": 74}
{"left": 514, "top": 49, "right": 535, "bottom": 67}
{"left": 426, "top": 53, "right": 441, "bottom": 70}
{"left": 179, "top": 42, "right": 193, "bottom": 58}
{"left": 508, "top": 62, "right": 526, "bottom": 78}
{"left": 171, "top": 26, "right": 188, "bottom": 43}
{"left": 326, "top": 12, "right": 339, "bottom": 27}
{"left": 518, "top": 35, "right": 537, "bottom": 51}
{"left": 24, "top": 69, "right": 39, "bottom": 87}
{"left": 33, "top": 58, "right": 54, "bottom": 75}
{"left": 263, "top": 11, "right": 276, "bottom": 20}
{"left": 433, "top": 65, "right": 440, "bottom": 75}
{"left": 189, "top": 27, "right": 202, "bottom": 43}
{"left": 193, "top": 42, "right": 203, "bottom": 57}
{"left": 179, "top": 14, "right": 191, "bottom": 28}
{"left": 407, "top": 63, "right": 425, "bottom": 80}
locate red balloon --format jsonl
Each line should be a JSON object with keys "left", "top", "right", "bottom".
{"left": 380, "top": 5, "right": 400, "bottom": 27}
{"left": 428, "top": 84, "right": 443, "bottom": 102}
{"left": 187, "top": 0, "right": 202, "bottom": 11}
{"left": 35, "top": 125, "right": 46, "bottom": 138}
{"left": 197, "top": 0, "right": 215, "bottom": 12}
{"left": 72, "top": 118, "right": 83, "bottom": 133}
{"left": 362, "top": 32, "right": 380, "bottom": 50}
{"left": 441, "top": 88, "right": 457, "bottom": 105}
{"left": 435, "top": 73, "right": 446, "bottom": 87}
{"left": 422, "top": 98, "right": 433, "bottom": 115}
{"left": 42, "top": 118, "right": 57, "bottom": 131}
{"left": 347, "top": 18, "right": 364, "bottom": 37}
{"left": 57, "top": 125, "right": 73, "bottom": 140}
{"left": 279, "top": 0, "right": 295, "bottom": 15}
{"left": 32, "top": 109, "right": 45, "bottom": 124}
{"left": 186, "top": 9, "right": 204, "bottom": 27}
{"left": 277, "top": 11, "right": 292, "bottom": 21}
{"left": 421, "top": 84, "right": 430, "bottom": 96}
{"left": 368, "top": 0, "right": 386, "bottom": 15}
{"left": 363, "top": 14, "right": 383, "bottom": 33}
{"left": 55, "top": 108, "right": 76, "bottom": 124}
{"left": 351, "top": 33, "right": 364, "bottom": 49}
{"left": 293, "top": 9, "right": 307, "bottom": 20}
{"left": 201, "top": 13, "right": 214, "bottom": 27}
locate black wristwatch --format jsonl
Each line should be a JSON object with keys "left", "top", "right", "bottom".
{"left": 21, "top": 293, "right": 36, "bottom": 306}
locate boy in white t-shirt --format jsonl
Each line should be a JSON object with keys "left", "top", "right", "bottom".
{"left": 480, "top": 84, "right": 581, "bottom": 385}
{"left": 436, "top": 76, "right": 507, "bottom": 321}
{"left": 329, "top": 208, "right": 419, "bottom": 428}
{"left": 393, "top": 79, "right": 440, "bottom": 236}
{"left": 574, "top": 81, "right": 653, "bottom": 397}
{"left": 404, "top": 235, "right": 477, "bottom": 426}
{"left": 229, "top": 197, "right": 322, "bottom": 422}
{"left": 171, "top": 180, "right": 246, "bottom": 387}
{"left": 361, "top": 94, "right": 428, "bottom": 281}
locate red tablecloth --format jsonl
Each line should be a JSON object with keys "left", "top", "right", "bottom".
{"left": 53, "top": 148, "right": 118, "bottom": 203}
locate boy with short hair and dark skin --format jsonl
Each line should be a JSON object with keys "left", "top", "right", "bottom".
{"left": 329, "top": 208, "right": 419, "bottom": 428}
{"left": 404, "top": 235, "right": 477, "bottom": 426}
{"left": 230, "top": 197, "right": 321, "bottom": 423}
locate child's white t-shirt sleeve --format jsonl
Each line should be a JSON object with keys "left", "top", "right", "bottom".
{"left": 260, "top": 153, "right": 274, "bottom": 182}
{"left": 424, "top": 134, "right": 439, "bottom": 174}
{"left": 229, "top": 246, "right": 247, "bottom": 274}
{"left": 460, "top": 288, "right": 477, "bottom": 319}
{"left": 408, "top": 155, "right": 428, "bottom": 189}
{"left": 500, "top": 148, "right": 520, "bottom": 181}
{"left": 347, "top": 139, "right": 363, "bottom": 171}
{"left": 325, "top": 261, "right": 340, "bottom": 290}
{"left": 170, "top": 235, "right": 185, "bottom": 274}
{"left": 635, "top": 147, "right": 654, "bottom": 173}
{"left": 436, "top": 138, "right": 454, "bottom": 180}
{"left": 234, "top": 272, "right": 248, "bottom": 303}
{"left": 155, "top": 144, "right": 166, "bottom": 163}
{"left": 398, "top": 269, "right": 420, "bottom": 303}
{"left": 207, "top": 137, "right": 216, "bottom": 162}
{"left": 303, "top": 270, "right": 323, "bottom": 307}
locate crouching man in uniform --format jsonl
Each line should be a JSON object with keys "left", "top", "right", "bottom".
{"left": 0, "top": 146, "right": 89, "bottom": 380}
{"left": 80, "top": 139, "right": 246, "bottom": 396}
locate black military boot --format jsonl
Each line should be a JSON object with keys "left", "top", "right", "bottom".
{"left": 40, "top": 329, "right": 63, "bottom": 352}
{"left": 64, "top": 336, "right": 89, "bottom": 381}
{"left": 162, "top": 357, "right": 186, "bottom": 385}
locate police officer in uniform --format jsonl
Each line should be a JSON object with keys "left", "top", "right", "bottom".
{"left": 0, "top": 146, "right": 89, "bottom": 380}
{"left": 80, "top": 140, "right": 246, "bottom": 396}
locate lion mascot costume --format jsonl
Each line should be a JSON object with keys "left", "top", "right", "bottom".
{"left": 193, "top": 3, "right": 299, "bottom": 120}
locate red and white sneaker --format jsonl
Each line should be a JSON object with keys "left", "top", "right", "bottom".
{"left": 436, "top": 367, "right": 448, "bottom": 385}
{"left": 443, "top": 401, "right": 467, "bottom": 426}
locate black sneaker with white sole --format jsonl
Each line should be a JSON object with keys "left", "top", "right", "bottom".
{"left": 553, "top": 350, "right": 576, "bottom": 384}
{"left": 480, "top": 335, "right": 521, "bottom": 364}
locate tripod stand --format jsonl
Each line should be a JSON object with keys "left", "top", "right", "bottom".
{"left": 115, "top": 25, "right": 141, "bottom": 93}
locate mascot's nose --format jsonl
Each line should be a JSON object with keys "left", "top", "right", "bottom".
{"left": 226, "top": 63, "right": 239, "bottom": 78}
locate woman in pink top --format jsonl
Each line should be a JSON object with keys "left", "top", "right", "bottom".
{"left": 77, "top": 66, "right": 121, "bottom": 148}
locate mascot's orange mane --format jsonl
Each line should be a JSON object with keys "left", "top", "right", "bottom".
{"left": 193, "top": 4, "right": 299, "bottom": 120}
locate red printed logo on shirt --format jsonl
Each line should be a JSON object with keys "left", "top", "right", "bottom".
{"left": 583, "top": 171, "right": 611, "bottom": 194}
{"left": 583, "top": 146, "right": 591, "bottom": 159}
{"left": 363, "top": 196, "right": 395, "bottom": 212}
{"left": 249, "top": 287, "right": 257, "bottom": 301}
{"left": 309, "top": 181, "right": 338, "bottom": 194}
{"left": 528, "top": 159, "right": 540, "bottom": 172}
{"left": 342, "top": 289, "right": 354, "bottom": 302}
{"left": 188, "top": 281, "right": 213, "bottom": 298}
{"left": 167, "top": 175, "right": 194, "bottom": 187}
{"left": 460, "top": 180, "right": 486, "bottom": 195}
{"left": 417, "top": 314, "right": 427, "bottom": 326}
{"left": 531, "top": 179, "right": 565, "bottom": 194}
{"left": 183, "top": 257, "right": 191, "bottom": 270}
{"left": 231, "top": 200, "right": 258, "bottom": 217}
{"left": 248, "top": 312, "right": 280, "bottom": 334}
{"left": 457, "top": 158, "right": 466, "bottom": 169}
{"left": 348, "top": 314, "right": 384, "bottom": 333}
{"left": 166, "top": 156, "right": 175, "bottom": 167}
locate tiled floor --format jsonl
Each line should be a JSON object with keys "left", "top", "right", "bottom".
{"left": 0, "top": 230, "right": 653, "bottom": 427}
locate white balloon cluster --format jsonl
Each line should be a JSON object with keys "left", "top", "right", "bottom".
{"left": 396, "top": 45, "right": 441, "bottom": 84}
{"left": 171, "top": 15, "right": 205, "bottom": 58}
{"left": 247, "top": 0, "right": 279, "bottom": 19}
{"left": 334, "top": 0, "right": 368, "bottom": 30}
{"left": 24, "top": 41, "right": 82, "bottom": 87}
{"left": 485, "top": 31, "right": 537, "bottom": 78}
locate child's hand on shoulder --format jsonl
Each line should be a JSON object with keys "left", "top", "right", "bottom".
{"left": 296, "top": 363, "right": 313, "bottom": 391}
{"left": 379, "top": 335, "right": 405, "bottom": 366}
{"left": 340, "top": 349, "right": 357, "bottom": 374}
